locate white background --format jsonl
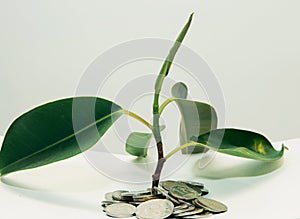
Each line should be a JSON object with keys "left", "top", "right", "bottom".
{"left": 0, "top": 1, "right": 299, "bottom": 140}
{"left": 0, "top": 2, "right": 300, "bottom": 218}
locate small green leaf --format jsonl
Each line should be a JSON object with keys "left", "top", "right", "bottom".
{"left": 126, "top": 132, "right": 152, "bottom": 157}
{"left": 194, "top": 128, "right": 285, "bottom": 161}
{"left": 174, "top": 99, "right": 218, "bottom": 154}
{"left": 0, "top": 97, "right": 123, "bottom": 176}
{"left": 171, "top": 82, "right": 188, "bottom": 99}
{"left": 125, "top": 126, "right": 165, "bottom": 157}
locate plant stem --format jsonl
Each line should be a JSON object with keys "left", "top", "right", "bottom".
{"left": 158, "top": 97, "right": 175, "bottom": 115}
{"left": 151, "top": 14, "right": 194, "bottom": 194}
{"left": 122, "top": 110, "right": 153, "bottom": 130}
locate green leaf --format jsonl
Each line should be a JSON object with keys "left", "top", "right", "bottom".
{"left": 0, "top": 97, "right": 123, "bottom": 176}
{"left": 154, "top": 13, "right": 194, "bottom": 109}
{"left": 171, "top": 82, "right": 188, "bottom": 99}
{"left": 125, "top": 125, "right": 165, "bottom": 157}
{"left": 126, "top": 132, "right": 152, "bottom": 157}
{"left": 193, "top": 128, "right": 285, "bottom": 161}
{"left": 156, "top": 13, "right": 193, "bottom": 79}
{"left": 175, "top": 99, "right": 218, "bottom": 154}
{"left": 170, "top": 82, "right": 217, "bottom": 154}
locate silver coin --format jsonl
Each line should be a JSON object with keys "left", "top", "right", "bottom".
{"left": 105, "top": 203, "right": 136, "bottom": 218}
{"left": 183, "top": 181, "right": 204, "bottom": 189}
{"left": 136, "top": 199, "right": 174, "bottom": 219}
{"left": 174, "top": 203, "right": 190, "bottom": 210}
{"left": 180, "top": 181, "right": 204, "bottom": 195}
{"left": 173, "top": 204, "right": 196, "bottom": 215}
{"left": 200, "top": 188, "right": 209, "bottom": 196}
{"left": 154, "top": 186, "right": 180, "bottom": 205}
{"left": 122, "top": 189, "right": 151, "bottom": 197}
{"left": 133, "top": 194, "right": 158, "bottom": 202}
{"left": 102, "top": 200, "right": 121, "bottom": 205}
{"left": 175, "top": 208, "right": 204, "bottom": 217}
{"left": 105, "top": 192, "right": 115, "bottom": 201}
{"left": 129, "top": 201, "right": 144, "bottom": 206}
{"left": 194, "top": 197, "right": 227, "bottom": 213}
{"left": 160, "top": 180, "right": 179, "bottom": 191}
{"left": 169, "top": 184, "right": 198, "bottom": 200}
{"left": 112, "top": 190, "right": 129, "bottom": 201}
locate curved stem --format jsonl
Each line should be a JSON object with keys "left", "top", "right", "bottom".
{"left": 165, "top": 141, "right": 209, "bottom": 160}
{"left": 159, "top": 97, "right": 175, "bottom": 114}
{"left": 121, "top": 110, "right": 153, "bottom": 130}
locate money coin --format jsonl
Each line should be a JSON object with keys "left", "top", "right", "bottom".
{"left": 169, "top": 185, "right": 198, "bottom": 200}
{"left": 194, "top": 197, "right": 227, "bottom": 213}
{"left": 129, "top": 202, "right": 144, "bottom": 206}
{"left": 175, "top": 208, "right": 204, "bottom": 217}
{"left": 182, "top": 181, "right": 204, "bottom": 189}
{"left": 173, "top": 204, "right": 195, "bottom": 215}
{"left": 133, "top": 194, "right": 158, "bottom": 202}
{"left": 160, "top": 180, "right": 179, "bottom": 191}
{"left": 112, "top": 190, "right": 129, "bottom": 201}
{"left": 200, "top": 188, "right": 209, "bottom": 196}
{"left": 122, "top": 189, "right": 151, "bottom": 197}
{"left": 136, "top": 199, "right": 174, "bottom": 219}
{"left": 180, "top": 181, "right": 204, "bottom": 195}
{"left": 174, "top": 203, "right": 190, "bottom": 210}
{"left": 102, "top": 200, "right": 121, "bottom": 205}
{"left": 154, "top": 187, "right": 180, "bottom": 205}
{"left": 105, "top": 203, "right": 136, "bottom": 218}
{"left": 105, "top": 192, "right": 115, "bottom": 201}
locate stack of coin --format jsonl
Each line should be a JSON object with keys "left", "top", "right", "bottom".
{"left": 101, "top": 180, "right": 227, "bottom": 218}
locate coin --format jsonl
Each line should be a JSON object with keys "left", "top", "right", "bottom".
{"left": 169, "top": 185, "right": 198, "bottom": 200}
{"left": 105, "top": 203, "right": 136, "bottom": 218}
{"left": 135, "top": 199, "right": 174, "bottom": 219}
{"left": 133, "top": 194, "right": 158, "bottom": 202}
{"left": 182, "top": 181, "right": 204, "bottom": 189}
{"left": 122, "top": 189, "right": 151, "bottom": 197}
{"left": 129, "top": 202, "right": 144, "bottom": 206}
{"left": 105, "top": 192, "right": 115, "bottom": 201}
{"left": 174, "top": 203, "right": 190, "bottom": 210}
{"left": 112, "top": 190, "right": 129, "bottom": 201}
{"left": 173, "top": 204, "right": 195, "bottom": 215}
{"left": 175, "top": 208, "right": 204, "bottom": 217}
{"left": 160, "top": 180, "right": 179, "bottom": 191}
{"left": 200, "top": 188, "right": 209, "bottom": 196}
{"left": 180, "top": 181, "right": 204, "bottom": 195}
{"left": 154, "top": 186, "right": 180, "bottom": 205}
{"left": 102, "top": 200, "right": 121, "bottom": 205}
{"left": 194, "top": 197, "right": 227, "bottom": 213}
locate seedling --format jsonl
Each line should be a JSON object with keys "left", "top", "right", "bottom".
{"left": 0, "top": 14, "right": 284, "bottom": 194}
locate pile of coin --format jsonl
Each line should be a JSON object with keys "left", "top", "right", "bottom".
{"left": 101, "top": 180, "right": 227, "bottom": 218}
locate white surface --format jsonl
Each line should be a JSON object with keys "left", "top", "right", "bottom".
{"left": 0, "top": 136, "right": 299, "bottom": 219}
{"left": 0, "top": 0, "right": 300, "bottom": 141}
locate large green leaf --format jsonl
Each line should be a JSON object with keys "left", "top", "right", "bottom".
{"left": 170, "top": 82, "right": 217, "bottom": 154}
{"left": 126, "top": 132, "right": 152, "bottom": 157}
{"left": 193, "top": 128, "right": 285, "bottom": 161}
{"left": 0, "top": 97, "right": 123, "bottom": 176}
